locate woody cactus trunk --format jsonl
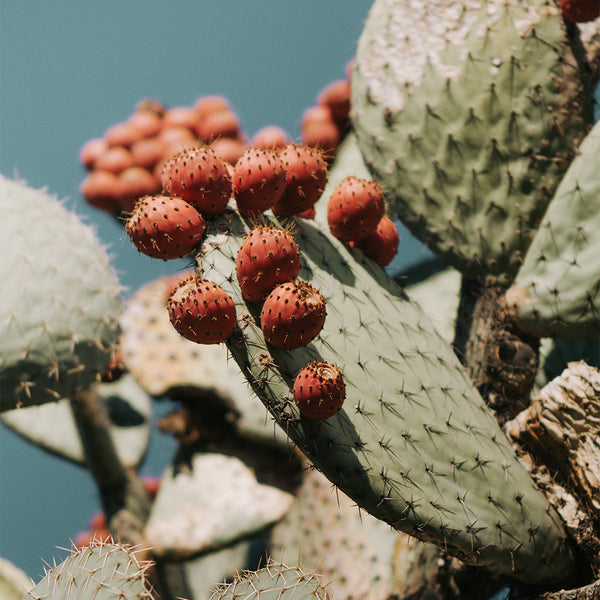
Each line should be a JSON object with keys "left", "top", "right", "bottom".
{"left": 4, "top": 1, "right": 600, "bottom": 599}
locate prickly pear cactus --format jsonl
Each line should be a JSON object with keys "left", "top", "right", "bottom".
{"left": 24, "top": 542, "right": 154, "bottom": 600}
{"left": 506, "top": 121, "right": 600, "bottom": 339}
{"left": 199, "top": 210, "right": 572, "bottom": 583}
{"left": 351, "top": 0, "right": 598, "bottom": 283}
{"left": 0, "top": 176, "right": 122, "bottom": 411}
{"left": 209, "top": 560, "right": 331, "bottom": 600}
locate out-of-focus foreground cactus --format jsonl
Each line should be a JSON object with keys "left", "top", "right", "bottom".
{"left": 2, "top": 1, "right": 600, "bottom": 599}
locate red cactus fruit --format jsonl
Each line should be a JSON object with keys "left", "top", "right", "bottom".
{"left": 94, "top": 146, "right": 135, "bottom": 174}
{"left": 212, "top": 137, "right": 246, "bottom": 166}
{"left": 100, "top": 348, "right": 126, "bottom": 383}
{"left": 105, "top": 121, "right": 144, "bottom": 148}
{"left": 131, "top": 136, "right": 165, "bottom": 170}
{"left": 293, "top": 362, "right": 346, "bottom": 420}
{"left": 297, "top": 207, "right": 315, "bottom": 219}
{"left": 80, "top": 170, "right": 120, "bottom": 213}
{"left": 260, "top": 281, "right": 326, "bottom": 349}
{"left": 194, "top": 95, "right": 231, "bottom": 120}
{"left": 161, "top": 146, "right": 232, "bottom": 218}
{"left": 327, "top": 176, "right": 385, "bottom": 242}
{"left": 116, "top": 167, "right": 160, "bottom": 211}
{"left": 317, "top": 79, "right": 352, "bottom": 125}
{"left": 162, "top": 106, "right": 200, "bottom": 131}
{"left": 128, "top": 109, "right": 163, "bottom": 138}
{"left": 271, "top": 144, "right": 328, "bottom": 217}
{"left": 300, "top": 105, "right": 340, "bottom": 155}
{"left": 80, "top": 138, "right": 108, "bottom": 170}
{"left": 196, "top": 109, "right": 242, "bottom": 142}
{"left": 126, "top": 195, "right": 206, "bottom": 260}
{"left": 236, "top": 226, "right": 301, "bottom": 302}
{"left": 232, "top": 148, "right": 287, "bottom": 217}
{"left": 141, "top": 475, "right": 162, "bottom": 498}
{"left": 251, "top": 126, "right": 290, "bottom": 150}
{"left": 352, "top": 215, "right": 400, "bottom": 267}
{"left": 167, "top": 275, "right": 237, "bottom": 344}
{"left": 559, "top": 0, "right": 599, "bottom": 22}
{"left": 88, "top": 511, "right": 107, "bottom": 531}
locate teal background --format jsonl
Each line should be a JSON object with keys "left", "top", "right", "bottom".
{"left": 0, "top": 1, "right": 436, "bottom": 581}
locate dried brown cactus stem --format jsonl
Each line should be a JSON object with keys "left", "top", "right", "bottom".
{"left": 70, "top": 388, "right": 152, "bottom": 537}
{"left": 453, "top": 276, "right": 539, "bottom": 424}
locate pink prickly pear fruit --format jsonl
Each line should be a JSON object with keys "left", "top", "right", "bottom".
{"left": 116, "top": 167, "right": 160, "bottom": 211}
{"left": 80, "top": 170, "right": 121, "bottom": 214}
{"left": 105, "top": 121, "right": 145, "bottom": 148}
{"left": 327, "top": 176, "right": 385, "bottom": 242}
{"left": 161, "top": 146, "right": 233, "bottom": 218}
{"left": 162, "top": 106, "right": 200, "bottom": 131}
{"left": 317, "top": 79, "right": 351, "bottom": 125}
{"left": 212, "top": 137, "right": 246, "bottom": 166}
{"left": 300, "top": 105, "right": 340, "bottom": 156}
{"left": 271, "top": 144, "right": 328, "bottom": 217}
{"left": 125, "top": 195, "right": 207, "bottom": 260}
{"left": 293, "top": 362, "right": 346, "bottom": 420}
{"left": 194, "top": 95, "right": 231, "bottom": 121}
{"left": 196, "top": 109, "right": 242, "bottom": 142}
{"left": 559, "top": 0, "right": 599, "bottom": 21}
{"left": 128, "top": 109, "right": 163, "bottom": 138}
{"left": 167, "top": 275, "right": 237, "bottom": 344}
{"left": 352, "top": 215, "right": 400, "bottom": 267}
{"left": 260, "top": 281, "right": 326, "bottom": 349}
{"left": 80, "top": 138, "right": 108, "bottom": 170}
{"left": 251, "top": 126, "right": 290, "bottom": 150}
{"left": 232, "top": 148, "right": 287, "bottom": 218}
{"left": 88, "top": 511, "right": 107, "bottom": 531}
{"left": 141, "top": 476, "right": 161, "bottom": 498}
{"left": 94, "top": 146, "right": 135, "bottom": 174}
{"left": 235, "top": 226, "right": 301, "bottom": 302}
{"left": 131, "top": 136, "right": 165, "bottom": 170}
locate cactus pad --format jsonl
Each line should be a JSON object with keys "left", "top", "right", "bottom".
{"left": 24, "top": 542, "right": 154, "bottom": 600}
{"left": 351, "top": 0, "right": 597, "bottom": 283}
{"left": 198, "top": 209, "right": 573, "bottom": 583}
{"left": 506, "top": 121, "right": 600, "bottom": 338}
{"left": 0, "top": 177, "right": 122, "bottom": 411}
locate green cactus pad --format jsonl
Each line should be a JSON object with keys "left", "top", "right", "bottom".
{"left": 24, "top": 542, "right": 154, "bottom": 600}
{"left": 0, "top": 176, "right": 122, "bottom": 411}
{"left": 352, "top": 0, "right": 596, "bottom": 284}
{"left": 120, "top": 272, "right": 288, "bottom": 447}
{"left": 270, "top": 467, "right": 401, "bottom": 600}
{"left": 506, "top": 122, "right": 600, "bottom": 338}
{"left": 144, "top": 452, "right": 294, "bottom": 559}
{"left": 0, "top": 373, "right": 151, "bottom": 468}
{"left": 209, "top": 560, "right": 330, "bottom": 600}
{"left": 0, "top": 557, "right": 33, "bottom": 600}
{"left": 198, "top": 209, "right": 572, "bottom": 583}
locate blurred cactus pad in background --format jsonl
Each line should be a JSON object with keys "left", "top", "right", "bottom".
{"left": 1, "top": 0, "right": 600, "bottom": 599}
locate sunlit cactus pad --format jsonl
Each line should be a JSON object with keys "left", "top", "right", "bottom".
{"left": 351, "top": 0, "right": 597, "bottom": 283}
{"left": 199, "top": 209, "right": 572, "bottom": 583}
{"left": 0, "top": 176, "right": 122, "bottom": 411}
{"left": 210, "top": 560, "right": 331, "bottom": 600}
{"left": 507, "top": 121, "right": 600, "bottom": 339}
{"left": 24, "top": 542, "right": 154, "bottom": 600}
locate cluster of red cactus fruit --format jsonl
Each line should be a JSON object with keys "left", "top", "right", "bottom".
{"left": 79, "top": 68, "right": 351, "bottom": 217}
{"left": 73, "top": 476, "right": 161, "bottom": 548}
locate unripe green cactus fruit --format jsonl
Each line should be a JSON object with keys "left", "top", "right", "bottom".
{"left": 0, "top": 176, "right": 122, "bottom": 411}
{"left": 351, "top": 0, "right": 598, "bottom": 284}
{"left": 198, "top": 210, "right": 573, "bottom": 583}
{"left": 506, "top": 121, "right": 600, "bottom": 339}
{"left": 24, "top": 542, "right": 154, "bottom": 600}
